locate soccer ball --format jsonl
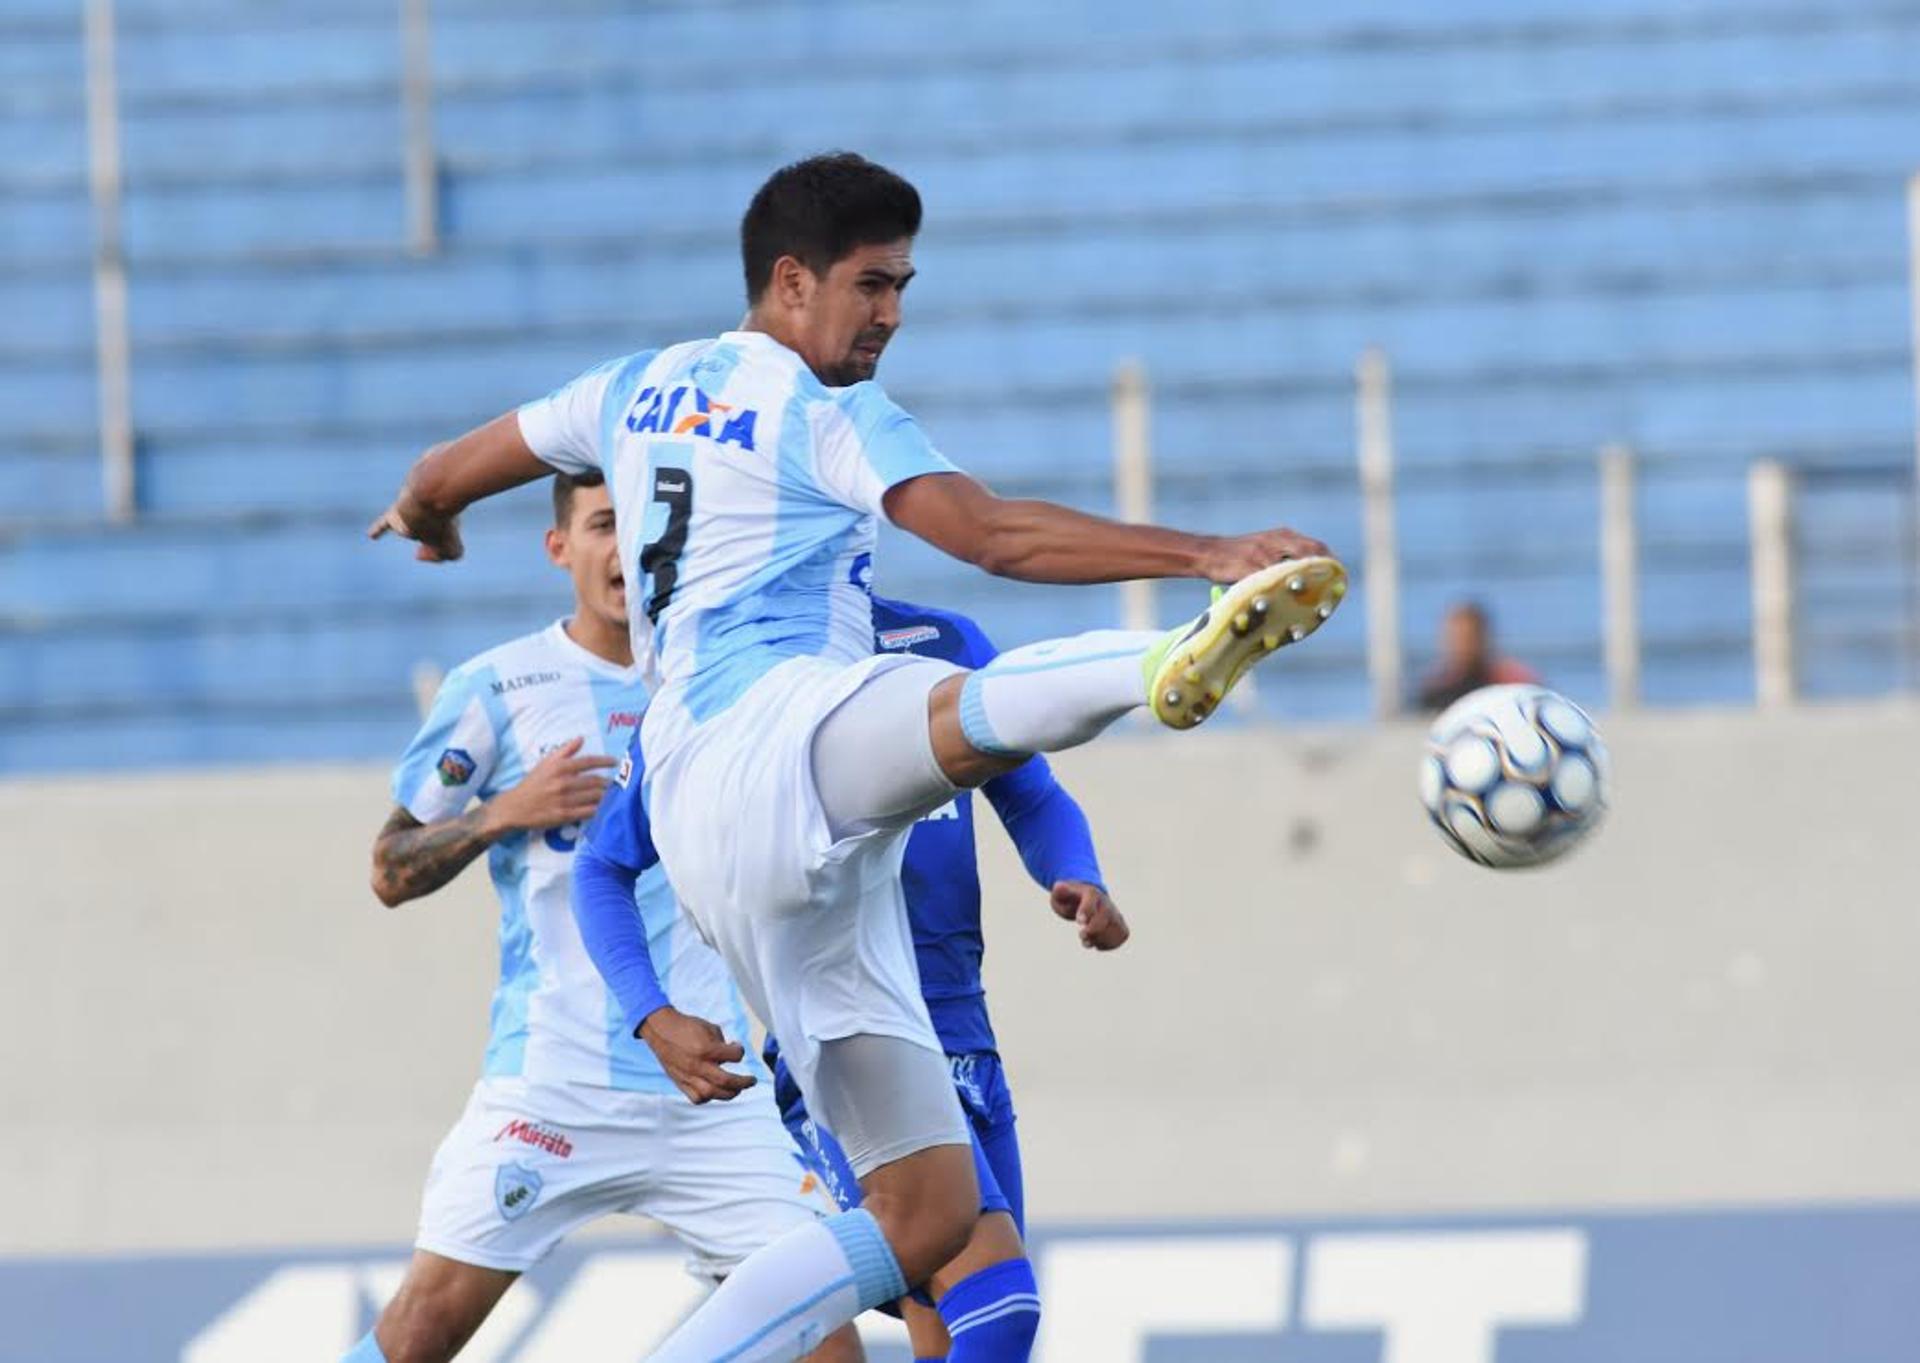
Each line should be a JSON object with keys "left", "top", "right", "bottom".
{"left": 1419, "top": 684, "right": 1609, "bottom": 869}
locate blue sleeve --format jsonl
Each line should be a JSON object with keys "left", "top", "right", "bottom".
{"left": 580, "top": 735, "right": 657, "bottom": 873}
{"left": 571, "top": 839, "right": 670, "bottom": 1036}
{"left": 957, "top": 612, "right": 1105, "bottom": 890}
{"left": 982, "top": 753, "right": 1105, "bottom": 891}
{"left": 569, "top": 733, "right": 668, "bottom": 1035}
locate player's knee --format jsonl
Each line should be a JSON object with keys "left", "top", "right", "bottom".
{"left": 867, "top": 1176, "right": 979, "bottom": 1285}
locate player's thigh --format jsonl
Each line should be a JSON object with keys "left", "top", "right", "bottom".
{"left": 415, "top": 1080, "right": 660, "bottom": 1275}
{"left": 373, "top": 1250, "right": 516, "bottom": 1363}
{"left": 811, "top": 654, "right": 966, "bottom": 835}
{"left": 642, "top": 1090, "right": 839, "bottom": 1278}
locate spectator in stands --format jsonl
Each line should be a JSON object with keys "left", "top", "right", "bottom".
{"left": 1415, "top": 601, "right": 1538, "bottom": 712}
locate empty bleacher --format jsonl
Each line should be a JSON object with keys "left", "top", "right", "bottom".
{"left": 3, "top": 0, "right": 1917, "bottom": 769}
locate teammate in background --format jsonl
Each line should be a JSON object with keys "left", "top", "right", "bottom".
{"left": 371, "top": 152, "right": 1344, "bottom": 1362}
{"left": 1414, "top": 600, "right": 1540, "bottom": 712}
{"left": 768, "top": 594, "right": 1127, "bottom": 1361}
{"left": 346, "top": 473, "right": 858, "bottom": 1363}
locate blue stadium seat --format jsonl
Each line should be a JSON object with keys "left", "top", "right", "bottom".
{"left": 3, "top": 0, "right": 1917, "bottom": 769}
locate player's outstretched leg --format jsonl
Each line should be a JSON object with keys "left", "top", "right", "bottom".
{"left": 812, "top": 558, "right": 1346, "bottom": 840}
{"left": 950, "top": 556, "right": 1346, "bottom": 758}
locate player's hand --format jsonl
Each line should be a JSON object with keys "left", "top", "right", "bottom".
{"left": 483, "top": 737, "right": 615, "bottom": 835}
{"left": 1051, "top": 880, "right": 1130, "bottom": 951}
{"left": 1201, "top": 528, "right": 1333, "bottom": 584}
{"left": 368, "top": 487, "right": 465, "bottom": 563}
{"left": 639, "top": 1007, "right": 757, "bottom": 1104}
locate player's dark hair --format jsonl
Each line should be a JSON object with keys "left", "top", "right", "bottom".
{"left": 552, "top": 470, "right": 605, "bottom": 527}
{"left": 741, "top": 152, "right": 922, "bottom": 303}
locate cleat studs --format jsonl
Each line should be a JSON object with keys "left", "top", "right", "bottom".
{"left": 1251, "top": 598, "right": 1270, "bottom": 617}
{"left": 1262, "top": 634, "right": 1280, "bottom": 651}
{"left": 1183, "top": 666, "right": 1202, "bottom": 685}
{"left": 1288, "top": 576, "right": 1305, "bottom": 594}
{"left": 1287, "top": 625, "right": 1304, "bottom": 642}
{"left": 1164, "top": 689, "right": 1183, "bottom": 708}
{"left": 1231, "top": 612, "right": 1251, "bottom": 636}
{"left": 1206, "top": 686, "right": 1223, "bottom": 703}
{"left": 1315, "top": 604, "right": 1332, "bottom": 620}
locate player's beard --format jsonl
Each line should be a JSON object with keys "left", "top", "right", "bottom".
{"left": 841, "top": 330, "right": 889, "bottom": 383}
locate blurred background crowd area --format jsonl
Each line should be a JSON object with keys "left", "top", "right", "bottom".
{"left": 4, "top": 0, "right": 1919, "bottom": 773}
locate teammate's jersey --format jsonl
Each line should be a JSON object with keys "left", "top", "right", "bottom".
{"left": 517, "top": 331, "right": 958, "bottom": 764}
{"left": 872, "top": 596, "right": 1105, "bottom": 1054}
{"left": 391, "top": 620, "right": 752, "bottom": 1092}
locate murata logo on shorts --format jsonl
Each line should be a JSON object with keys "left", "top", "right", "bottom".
{"left": 493, "top": 1118, "right": 575, "bottom": 1159}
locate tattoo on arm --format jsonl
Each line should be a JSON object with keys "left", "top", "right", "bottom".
{"left": 371, "top": 805, "right": 496, "bottom": 906}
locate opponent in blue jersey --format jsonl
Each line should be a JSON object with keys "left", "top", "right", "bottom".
{"left": 769, "top": 595, "right": 1128, "bottom": 1362}
{"left": 348, "top": 475, "right": 857, "bottom": 1363}
{"left": 376, "top": 152, "right": 1345, "bottom": 1362}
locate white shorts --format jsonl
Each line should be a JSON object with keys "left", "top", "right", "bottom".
{"left": 647, "top": 653, "right": 951, "bottom": 1111}
{"left": 415, "top": 1077, "right": 836, "bottom": 1278}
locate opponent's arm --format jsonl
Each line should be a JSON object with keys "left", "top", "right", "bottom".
{"left": 571, "top": 842, "right": 672, "bottom": 1036}
{"left": 368, "top": 412, "right": 551, "bottom": 562}
{"left": 570, "top": 755, "right": 756, "bottom": 1104}
{"left": 370, "top": 736, "right": 613, "bottom": 907}
{"left": 982, "top": 755, "right": 1129, "bottom": 951}
{"left": 884, "top": 471, "right": 1329, "bottom": 586}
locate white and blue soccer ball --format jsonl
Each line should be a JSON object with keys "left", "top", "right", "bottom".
{"left": 1419, "top": 684, "right": 1609, "bottom": 869}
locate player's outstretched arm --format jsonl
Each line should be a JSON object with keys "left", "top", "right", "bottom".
{"left": 884, "top": 471, "right": 1330, "bottom": 586}
{"left": 371, "top": 737, "right": 613, "bottom": 906}
{"left": 368, "top": 412, "right": 552, "bottom": 562}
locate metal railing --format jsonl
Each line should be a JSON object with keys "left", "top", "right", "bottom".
{"left": 1106, "top": 354, "right": 1920, "bottom": 713}
{"left": 76, "top": 0, "right": 444, "bottom": 521}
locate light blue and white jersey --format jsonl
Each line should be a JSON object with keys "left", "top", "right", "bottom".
{"left": 392, "top": 620, "right": 755, "bottom": 1092}
{"left": 517, "top": 330, "right": 958, "bottom": 763}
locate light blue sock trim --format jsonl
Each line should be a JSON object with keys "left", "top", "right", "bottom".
{"left": 342, "top": 1331, "right": 389, "bottom": 1363}
{"left": 826, "top": 1208, "right": 910, "bottom": 1309}
{"left": 958, "top": 672, "right": 1021, "bottom": 758}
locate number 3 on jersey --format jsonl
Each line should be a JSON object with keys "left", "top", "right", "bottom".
{"left": 640, "top": 465, "right": 693, "bottom": 622}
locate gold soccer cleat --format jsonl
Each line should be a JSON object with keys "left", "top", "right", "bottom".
{"left": 1143, "top": 556, "right": 1348, "bottom": 729}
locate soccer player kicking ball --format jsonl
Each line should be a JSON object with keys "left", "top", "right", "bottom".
{"left": 347, "top": 472, "right": 859, "bottom": 1363}
{"left": 371, "top": 152, "right": 1344, "bottom": 1362}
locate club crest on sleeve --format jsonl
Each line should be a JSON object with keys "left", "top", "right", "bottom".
{"left": 436, "top": 748, "right": 477, "bottom": 787}
{"left": 495, "top": 1162, "right": 543, "bottom": 1222}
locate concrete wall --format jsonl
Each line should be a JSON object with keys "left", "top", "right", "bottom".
{"left": 6, "top": 703, "right": 1918, "bottom": 1256}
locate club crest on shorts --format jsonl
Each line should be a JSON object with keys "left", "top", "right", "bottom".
{"left": 494, "top": 1162, "right": 543, "bottom": 1222}
{"left": 436, "top": 747, "right": 476, "bottom": 787}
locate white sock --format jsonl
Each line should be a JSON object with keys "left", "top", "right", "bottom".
{"left": 647, "top": 1210, "right": 905, "bottom": 1363}
{"left": 958, "top": 629, "right": 1160, "bottom": 758}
